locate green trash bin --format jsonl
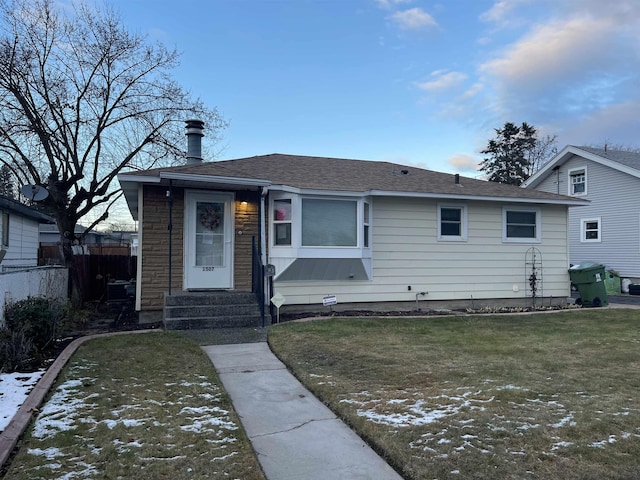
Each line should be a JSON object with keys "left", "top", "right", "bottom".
{"left": 568, "top": 262, "right": 609, "bottom": 307}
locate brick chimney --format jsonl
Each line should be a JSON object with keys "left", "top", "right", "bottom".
{"left": 185, "top": 119, "right": 204, "bottom": 165}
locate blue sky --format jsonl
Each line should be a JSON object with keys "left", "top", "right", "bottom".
{"left": 112, "top": 0, "right": 640, "bottom": 176}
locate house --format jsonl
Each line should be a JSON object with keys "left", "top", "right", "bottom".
{"left": 0, "top": 195, "right": 53, "bottom": 271}
{"left": 118, "top": 123, "right": 589, "bottom": 325}
{"left": 522, "top": 145, "right": 640, "bottom": 282}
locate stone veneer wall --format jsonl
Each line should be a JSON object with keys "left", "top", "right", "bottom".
{"left": 139, "top": 186, "right": 260, "bottom": 313}
{"left": 140, "top": 185, "right": 185, "bottom": 312}
{"left": 233, "top": 191, "right": 260, "bottom": 292}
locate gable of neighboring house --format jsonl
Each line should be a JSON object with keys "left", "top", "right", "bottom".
{"left": 0, "top": 196, "right": 54, "bottom": 271}
{"left": 523, "top": 145, "right": 640, "bottom": 279}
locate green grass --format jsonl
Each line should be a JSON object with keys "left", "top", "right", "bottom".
{"left": 3, "top": 332, "right": 265, "bottom": 480}
{"left": 268, "top": 309, "right": 640, "bottom": 480}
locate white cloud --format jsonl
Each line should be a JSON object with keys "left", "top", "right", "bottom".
{"left": 390, "top": 8, "right": 438, "bottom": 30}
{"left": 556, "top": 101, "right": 640, "bottom": 149}
{"left": 375, "top": 0, "right": 411, "bottom": 9}
{"left": 461, "top": 83, "right": 484, "bottom": 99}
{"left": 416, "top": 70, "right": 467, "bottom": 92}
{"left": 447, "top": 154, "right": 480, "bottom": 172}
{"left": 480, "top": 0, "right": 523, "bottom": 23}
{"left": 480, "top": 16, "right": 615, "bottom": 92}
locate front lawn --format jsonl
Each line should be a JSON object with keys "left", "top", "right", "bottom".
{"left": 269, "top": 310, "right": 640, "bottom": 480}
{"left": 3, "top": 332, "right": 264, "bottom": 480}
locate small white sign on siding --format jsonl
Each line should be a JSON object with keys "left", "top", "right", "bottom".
{"left": 322, "top": 295, "right": 337, "bottom": 306}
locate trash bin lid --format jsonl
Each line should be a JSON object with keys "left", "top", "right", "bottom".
{"left": 569, "top": 261, "right": 604, "bottom": 270}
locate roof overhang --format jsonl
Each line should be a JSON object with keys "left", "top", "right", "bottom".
{"left": 118, "top": 172, "right": 271, "bottom": 220}
{"left": 268, "top": 185, "right": 589, "bottom": 206}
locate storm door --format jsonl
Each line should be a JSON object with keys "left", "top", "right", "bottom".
{"left": 184, "top": 191, "right": 234, "bottom": 289}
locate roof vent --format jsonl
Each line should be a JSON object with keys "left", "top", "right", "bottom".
{"left": 454, "top": 173, "right": 460, "bottom": 185}
{"left": 185, "top": 119, "right": 204, "bottom": 165}
{"left": 401, "top": 169, "right": 409, "bottom": 175}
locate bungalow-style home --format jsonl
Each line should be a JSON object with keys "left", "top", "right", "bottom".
{"left": 522, "top": 146, "right": 640, "bottom": 283}
{"left": 0, "top": 195, "right": 53, "bottom": 271}
{"left": 118, "top": 122, "right": 589, "bottom": 327}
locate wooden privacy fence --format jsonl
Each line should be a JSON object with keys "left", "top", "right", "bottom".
{"left": 39, "top": 246, "right": 136, "bottom": 302}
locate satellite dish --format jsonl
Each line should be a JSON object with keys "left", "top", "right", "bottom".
{"left": 21, "top": 184, "right": 49, "bottom": 202}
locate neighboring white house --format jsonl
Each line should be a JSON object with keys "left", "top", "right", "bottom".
{"left": 0, "top": 195, "right": 53, "bottom": 271}
{"left": 522, "top": 145, "right": 640, "bottom": 281}
{"left": 0, "top": 196, "right": 67, "bottom": 326}
{"left": 119, "top": 149, "right": 589, "bottom": 318}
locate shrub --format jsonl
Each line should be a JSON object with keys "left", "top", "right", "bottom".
{"left": 4, "top": 297, "right": 64, "bottom": 351}
{"left": 1, "top": 297, "right": 65, "bottom": 372}
{"left": 0, "top": 327, "right": 35, "bottom": 372}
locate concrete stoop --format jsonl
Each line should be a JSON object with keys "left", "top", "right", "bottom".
{"left": 163, "top": 291, "right": 269, "bottom": 329}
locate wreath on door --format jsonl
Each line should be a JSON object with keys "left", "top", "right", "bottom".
{"left": 200, "top": 205, "right": 222, "bottom": 230}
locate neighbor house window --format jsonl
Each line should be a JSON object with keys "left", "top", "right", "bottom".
{"left": 1, "top": 212, "right": 8, "bottom": 247}
{"left": 363, "top": 202, "right": 370, "bottom": 248}
{"left": 581, "top": 217, "right": 601, "bottom": 242}
{"left": 302, "top": 198, "right": 357, "bottom": 247}
{"left": 273, "top": 198, "right": 292, "bottom": 246}
{"left": 503, "top": 207, "right": 541, "bottom": 242}
{"left": 569, "top": 168, "right": 586, "bottom": 195}
{"left": 438, "top": 204, "right": 467, "bottom": 241}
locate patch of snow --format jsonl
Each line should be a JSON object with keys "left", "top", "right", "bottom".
{"left": 31, "top": 377, "right": 98, "bottom": 439}
{"left": 0, "top": 369, "right": 46, "bottom": 432}
{"left": 549, "top": 413, "right": 576, "bottom": 428}
{"left": 27, "top": 447, "right": 65, "bottom": 460}
{"left": 551, "top": 441, "right": 574, "bottom": 451}
{"left": 590, "top": 435, "right": 617, "bottom": 448}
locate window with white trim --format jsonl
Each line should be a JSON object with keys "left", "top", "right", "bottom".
{"left": 503, "top": 207, "right": 541, "bottom": 242}
{"left": 363, "top": 202, "right": 370, "bottom": 248}
{"left": 438, "top": 204, "right": 467, "bottom": 241}
{"left": 569, "top": 168, "right": 586, "bottom": 195}
{"left": 302, "top": 198, "right": 357, "bottom": 247}
{"left": 581, "top": 217, "right": 601, "bottom": 242}
{"left": 273, "top": 198, "right": 292, "bottom": 246}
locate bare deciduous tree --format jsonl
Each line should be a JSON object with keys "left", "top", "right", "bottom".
{"left": 0, "top": 0, "right": 225, "bottom": 302}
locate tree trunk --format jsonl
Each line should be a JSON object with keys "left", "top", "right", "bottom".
{"left": 56, "top": 219, "right": 85, "bottom": 307}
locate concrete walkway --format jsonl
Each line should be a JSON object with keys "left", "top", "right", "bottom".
{"left": 202, "top": 343, "right": 403, "bottom": 480}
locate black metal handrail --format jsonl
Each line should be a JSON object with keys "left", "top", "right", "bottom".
{"left": 251, "top": 236, "right": 266, "bottom": 327}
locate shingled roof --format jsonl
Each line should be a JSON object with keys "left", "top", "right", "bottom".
{"left": 122, "top": 153, "right": 587, "bottom": 201}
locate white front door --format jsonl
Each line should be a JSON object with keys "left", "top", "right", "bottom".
{"left": 184, "top": 191, "right": 234, "bottom": 290}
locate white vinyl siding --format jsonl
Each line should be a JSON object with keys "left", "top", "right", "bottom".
{"left": 0, "top": 214, "right": 41, "bottom": 269}
{"left": 274, "top": 197, "right": 570, "bottom": 305}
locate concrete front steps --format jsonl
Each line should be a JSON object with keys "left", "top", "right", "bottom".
{"left": 164, "top": 291, "right": 270, "bottom": 329}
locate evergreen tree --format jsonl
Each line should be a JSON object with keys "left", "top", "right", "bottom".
{"left": 480, "top": 122, "right": 537, "bottom": 186}
{"left": 0, "top": 165, "right": 14, "bottom": 199}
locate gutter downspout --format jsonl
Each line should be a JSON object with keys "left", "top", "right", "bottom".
{"left": 167, "top": 180, "right": 173, "bottom": 295}
{"left": 261, "top": 186, "right": 269, "bottom": 317}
